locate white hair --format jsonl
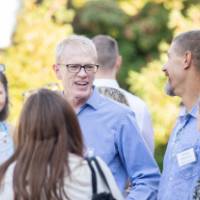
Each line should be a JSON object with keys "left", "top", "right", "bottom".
{"left": 56, "top": 35, "right": 97, "bottom": 62}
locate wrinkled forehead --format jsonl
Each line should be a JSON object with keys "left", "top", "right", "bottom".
{"left": 56, "top": 39, "right": 98, "bottom": 63}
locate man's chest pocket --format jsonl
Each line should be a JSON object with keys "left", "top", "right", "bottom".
{"left": 177, "top": 145, "right": 200, "bottom": 180}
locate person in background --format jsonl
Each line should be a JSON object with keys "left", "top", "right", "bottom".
{"left": 97, "top": 86, "right": 129, "bottom": 106}
{"left": 158, "top": 30, "right": 200, "bottom": 200}
{"left": 92, "top": 35, "right": 154, "bottom": 153}
{"left": 0, "top": 88, "right": 123, "bottom": 200}
{"left": 53, "top": 34, "right": 160, "bottom": 199}
{"left": 0, "top": 64, "right": 14, "bottom": 165}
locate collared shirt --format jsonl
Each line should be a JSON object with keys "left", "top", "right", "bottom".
{"left": 77, "top": 87, "right": 160, "bottom": 200}
{"left": 94, "top": 78, "right": 154, "bottom": 153}
{"left": 158, "top": 103, "right": 200, "bottom": 200}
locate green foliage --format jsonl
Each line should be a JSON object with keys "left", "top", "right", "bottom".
{"left": 127, "top": 61, "right": 180, "bottom": 169}
{"left": 73, "top": 0, "right": 129, "bottom": 37}
{"left": 0, "top": 0, "right": 73, "bottom": 123}
{"left": 72, "top": 0, "right": 172, "bottom": 89}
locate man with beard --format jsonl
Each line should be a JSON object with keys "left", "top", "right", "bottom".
{"left": 158, "top": 30, "right": 200, "bottom": 200}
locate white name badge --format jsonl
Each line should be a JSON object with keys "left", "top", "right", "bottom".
{"left": 176, "top": 148, "right": 196, "bottom": 167}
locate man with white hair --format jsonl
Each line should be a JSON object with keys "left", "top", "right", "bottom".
{"left": 53, "top": 34, "right": 160, "bottom": 199}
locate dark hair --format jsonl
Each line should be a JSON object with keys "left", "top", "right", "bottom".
{"left": 173, "top": 30, "right": 200, "bottom": 70}
{"left": 92, "top": 35, "right": 119, "bottom": 69}
{"left": 0, "top": 72, "right": 9, "bottom": 121}
{"left": 0, "top": 89, "right": 84, "bottom": 200}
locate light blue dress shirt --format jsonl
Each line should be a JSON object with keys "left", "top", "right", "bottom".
{"left": 77, "top": 88, "right": 160, "bottom": 199}
{"left": 94, "top": 79, "right": 154, "bottom": 153}
{"left": 158, "top": 103, "right": 200, "bottom": 200}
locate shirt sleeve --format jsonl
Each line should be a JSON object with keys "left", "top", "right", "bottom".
{"left": 95, "top": 157, "right": 124, "bottom": 200}
{"left": 140, "top": 105, "right": 154, "bottom": 154}
{"left": 115, "top": 111, "right": 160, "bottom": 200}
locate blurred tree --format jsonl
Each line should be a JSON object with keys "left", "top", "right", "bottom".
{"left": 72, "top": 0, "right": 172, "bottom": 89}
{"left": 73, "top": 0, "right": 129, "bottom": 37}
{"left": 0, "top": 0, "right": 73, "bottom": 123}
{"left": 127, "top": 60, "right": 180, "bottom": 168}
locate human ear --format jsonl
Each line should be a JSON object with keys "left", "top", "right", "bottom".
{"left": 115, "top": 55, "right": 122, "bottom": 73}
{"left": 183, "top": 51, "right": 192, "bottom": 69}
{"left": 53, "top": 64, "right": 62, "bottom": 79}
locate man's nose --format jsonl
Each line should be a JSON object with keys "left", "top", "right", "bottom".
{"left": 77, "top": 67, "right": 87, "bottom": 76}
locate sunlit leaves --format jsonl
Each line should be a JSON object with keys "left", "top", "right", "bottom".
{"left": 1, "top": 0, "right": 73, "bottom": 123}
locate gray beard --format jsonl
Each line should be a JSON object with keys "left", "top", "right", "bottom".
{"left": 165, "top": 82, "right": 176, "bottom": 96}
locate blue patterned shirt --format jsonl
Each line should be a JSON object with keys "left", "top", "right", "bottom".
{"left": 158, "top": 103, "right": 200, "bottom": 200}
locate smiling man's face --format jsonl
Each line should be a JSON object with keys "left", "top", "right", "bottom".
{"left": 55, "top": 47, "right": 97, "bottom": 107}
{"left": 162, "top": 41, "right": 186, "bottom": 97}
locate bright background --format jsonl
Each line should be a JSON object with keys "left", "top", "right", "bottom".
{"left": 1, "top": 0, "right": 200, "bottom": 169}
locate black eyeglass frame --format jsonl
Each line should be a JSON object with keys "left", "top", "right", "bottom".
{"left": 57, "top": 63, "right": 99, "bottom": 73}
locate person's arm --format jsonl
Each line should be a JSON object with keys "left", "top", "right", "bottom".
{"left": 116, "top": 111, "right": 160, "bottom": 200}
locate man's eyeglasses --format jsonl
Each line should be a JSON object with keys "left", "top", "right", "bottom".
{"left": 58, "top": 64, "right": 99, "bottom": 73}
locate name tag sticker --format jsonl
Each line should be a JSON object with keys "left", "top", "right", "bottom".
{"left": 176, "top": 148, "right": 196, "bottom": 167}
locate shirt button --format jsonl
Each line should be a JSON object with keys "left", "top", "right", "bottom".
{"left": 169, "top": 177, "right": 173, "bottom": 181}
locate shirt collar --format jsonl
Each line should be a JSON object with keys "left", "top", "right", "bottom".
{"left": 83, "top": 86, "right": 102, "bottom": 110}
{"left": 179, "top": 102, "right": 199, "bottom": 119}
{"left": 62, "top": 87, "right": 101, "bottom": 114}
{"left": 94, "top": 79, "right": 119, "bottom": 88}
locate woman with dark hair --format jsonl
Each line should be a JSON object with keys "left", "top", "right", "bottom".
{"left": 0, "top": 65, "right": 14, "bottom": 165}
{"left": 0, "top": 89, "right": 122, "bottom": 200}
